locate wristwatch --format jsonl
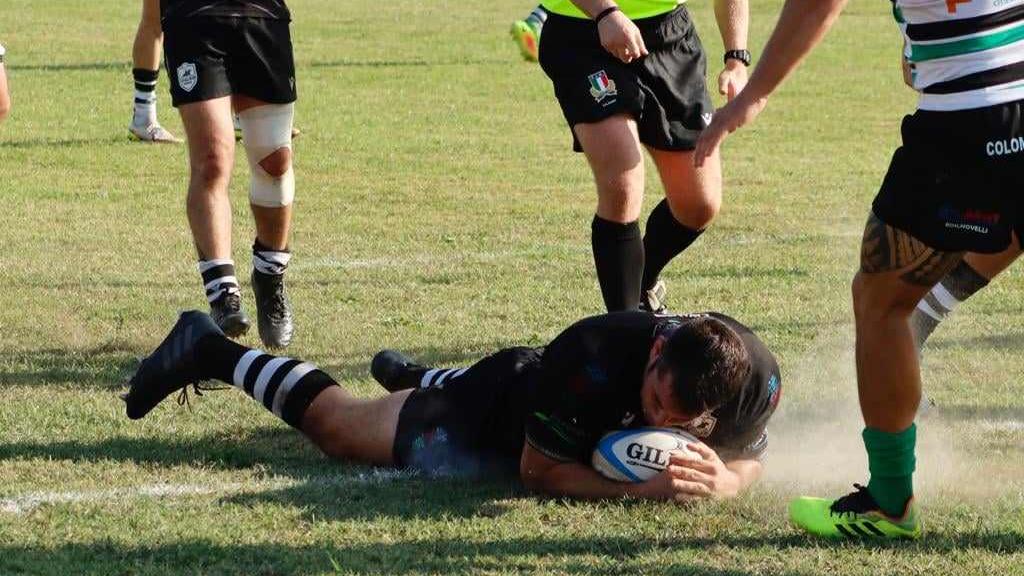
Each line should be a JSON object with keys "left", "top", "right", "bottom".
{"left": 724, "top": 49, "right": 751, "bottom": 67}
{"left": 0, "top": 44, "right": 6, "bottom": 64}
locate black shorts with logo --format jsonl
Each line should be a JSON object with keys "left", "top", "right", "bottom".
{"left": 872, "top": 101, "right": 1024, "bottom": 254}
{"left": 392, "top": 347, "right": 542, "bottom": 478}
{"left": 163, "top": 16, "right": 297, "bottom": 107}
{"left": 538, "top": 7, "right": 713, "bottom": 152}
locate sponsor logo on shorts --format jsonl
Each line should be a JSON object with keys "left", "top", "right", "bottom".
{"left": 177, "top": 62, "right": 198, "bottom": 93}
{"left": 986, "top": 136, "right": 1024, "bottom": 157}
{"left": 701, "top": 112, "right": 714, "bottom": 126}
{"left": 588, "top": 70, "right": 618, "bottom": 106}
{"left": 938, "top": 205, "right": 1001, "bottom": 235}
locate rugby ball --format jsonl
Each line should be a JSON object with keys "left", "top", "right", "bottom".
{"left": 592, "top": 427, "right": 699, "bottom": 483}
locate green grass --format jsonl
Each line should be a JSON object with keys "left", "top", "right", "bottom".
{"left": 1, "top": 0, "right": 1023, "bottom": 574}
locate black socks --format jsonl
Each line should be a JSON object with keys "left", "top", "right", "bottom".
{"left": 642, "top": 199, "right": 703, "bottom": 292}
{"left": 591, "top": 215, "right": 644, "bottom": 311}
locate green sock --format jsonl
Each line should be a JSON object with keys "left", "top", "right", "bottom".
{"left": 863, "top": 424, "right": 917, "bottom": 517}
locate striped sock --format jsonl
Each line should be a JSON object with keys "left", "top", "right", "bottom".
{"left": 253, "top": 240, "right": 291, "bottom": 276}
{"left": 418, "top": 366, "right": 469, "bottom": 389}
{"left": 199, "top": 259, "right": 241, "bottom": 303}
{"left": 132, "top": 68, "right": 159, "bottom": 127}
{"left": 197, "top": 334, "right": 337, "bottom": 429}
{"left": 910, "top": 261, "right": 989, "bottom": 349}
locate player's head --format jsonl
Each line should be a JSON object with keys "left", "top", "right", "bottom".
{"left": 641, "top": 317, "right": 751, "bottom": 428}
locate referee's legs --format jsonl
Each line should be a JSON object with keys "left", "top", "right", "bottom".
{"left": 642, "top": 147, "right": 721, "bottom": 292}
{"left": 574, "top": 114, "right": 646, "bottom": 311}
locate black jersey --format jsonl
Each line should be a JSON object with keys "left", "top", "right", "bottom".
{"left": 161, "top": 0, "right": 290, "bottom": 22}
{"left": 523, "top": 311, "right": 781, "bottom": 465}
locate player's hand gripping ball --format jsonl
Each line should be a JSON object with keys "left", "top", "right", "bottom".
{"left": 592, "top": 427, "right": 698, "bottom": 482}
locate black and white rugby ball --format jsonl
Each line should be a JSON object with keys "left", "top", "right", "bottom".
{"left": 592, "top": 427, "right": 698, "bottom": 483}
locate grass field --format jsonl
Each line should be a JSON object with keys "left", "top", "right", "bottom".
{"left": 1, "top": 0, "right": 1023, "bottom": 574}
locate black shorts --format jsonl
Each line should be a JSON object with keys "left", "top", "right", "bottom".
{"left": 872, "top": 101, "right": 1024, "bottom": 254}
{"left": 538, "top": 7, "right": 713, "bottom": 152}
{"left": 392, "top": 347, "right": 542, "bottom": 478}
{"left": 163, "top": 17, "right": 297, "bottom": 107}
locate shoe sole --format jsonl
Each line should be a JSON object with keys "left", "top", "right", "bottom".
{"left": 218, "top": 315, "right": 251, "bottom": 338}
{"left": 127, "top": 129, "right": 182, "bottom": 144}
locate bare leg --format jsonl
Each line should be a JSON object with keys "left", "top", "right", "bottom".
{"left": 132, "top": 0, "right": 163, "bottom": 71}
{"left": 854, "top": 213, "right": 963, "bottom": 514}
{"left": 302, "top": 388, "right": 413, "bottom": 465}
{"left": 179, "top": 96, "right": 236, "bottom": 260}
{"left": 574, "top": 115, "right": 646, "bottom": 311}
{"left": 640, "top": 147, "right": 722, "bottom": 299}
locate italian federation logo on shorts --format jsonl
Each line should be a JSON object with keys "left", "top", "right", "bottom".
{"left": 588, "top": 70, "right": 617, "bottom": 104}
{"left": 177, "top": 62, "right": 198, "bottom": 93}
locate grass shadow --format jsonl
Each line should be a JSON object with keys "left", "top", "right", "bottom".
{"left": 927, "top": 332, "right": 1024, "bottom": 353}
{"left": 1, "top": 532, "right": 1021, "bottom": 575}
{"left": 0, "top": 427, "right": 328, "bottom": 477}
{"left": 1, "top": 341, "right": 141, "bottom": 389}
{"left": 0, "top": 136, "right": 129, "bottom": 149}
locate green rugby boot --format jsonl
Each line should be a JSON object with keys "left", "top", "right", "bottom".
{"left": 789, "top": 484, "right": 922, "bottom": 540}
{"left": 510, "top": 19, "right": 541, "bottom": 62}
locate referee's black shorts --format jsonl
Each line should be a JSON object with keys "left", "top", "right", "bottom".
{"left": 163, "top": 16, "right": 297, "bottom": 107}
{"left": 539, "top": 7, "right": 713, "bottom": 152}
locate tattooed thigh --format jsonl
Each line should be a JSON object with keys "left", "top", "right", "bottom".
{"left": 859, "top": 212, "right": 964, "bottom": 286}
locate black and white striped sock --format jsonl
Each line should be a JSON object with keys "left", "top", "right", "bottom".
{"left": 418, "top": 366, "right": 469, "bottom": 389}
{"left": 910, "top": 261, "right": 989, "bottom": 349}
{"left": 197, "top": 335, "right": 337, "bottom": 428}
{"left": 253, "top": 241, "right": 291, "bottom": 276}
{"left": 199, "top": 259, "right": 241, "bottom": 303}
{"left": 132, "top": 68, "right": 158, "bottom": 126}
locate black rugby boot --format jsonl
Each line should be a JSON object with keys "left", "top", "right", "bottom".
{"left": 124, "top": 311, "right": 222, "bottom": 420}
{"left": 371, "top": 350, "right": 427, "bottom": 392}
{"left": 252, "top": 269, "right": 294, "bottom": 348}
{"left": 210, "top": 291, "right": 250, "bottom": 337}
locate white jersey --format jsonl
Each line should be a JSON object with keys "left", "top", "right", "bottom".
{"left": 897, "top": 0, "right": 1024, "bottom": 110}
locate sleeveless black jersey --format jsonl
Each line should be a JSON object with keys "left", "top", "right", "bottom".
{"left": 161, "top": 0, "right": 290, "bottom": 22}
{"left": 523, "top": 311, "right": 781, "bottom": 464}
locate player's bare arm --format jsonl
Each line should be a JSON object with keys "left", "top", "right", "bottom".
{"left": 569, "top": 0, "right": 648, "bottom": 62}
{"left": 714, "top": 0, "right": 749, "bottom": 100}
{"left": 694, "top": 0, "right": 848, "bottom": 166}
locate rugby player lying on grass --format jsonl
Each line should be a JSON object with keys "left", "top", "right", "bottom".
{"left": 124, "top": 310, "right": 781, "bottom": 501}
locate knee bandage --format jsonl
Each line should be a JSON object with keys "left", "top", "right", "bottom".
{"left": 238, "top": 103, "right": 295, "bottom": 207}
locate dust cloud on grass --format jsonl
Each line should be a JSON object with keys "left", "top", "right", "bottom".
{"left": 764, "top": 324, "right": 1024, "bottom": 503}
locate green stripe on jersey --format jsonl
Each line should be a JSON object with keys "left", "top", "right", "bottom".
{"left": 910, "top": 22, "right": 1024, "bottom": 62}
{"left": 541, "top": 0, "right": 683, "bottom": 20}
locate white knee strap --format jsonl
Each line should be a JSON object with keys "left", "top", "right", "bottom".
{"left": 238, "top": 103, "right": 295, "bottom": 207}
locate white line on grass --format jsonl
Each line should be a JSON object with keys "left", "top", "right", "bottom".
{"left": 0, "top": 468, "right": 415, "bottom": 515}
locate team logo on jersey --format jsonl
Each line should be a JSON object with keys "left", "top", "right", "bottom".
{"left": 588, "top": 70, "right": 617, "bottom": 104}
{"left": 680, "top": 411, "right": 717, "bottom": 438}
{"left": 177, "top": 62, "right": 198, "bottom": 93}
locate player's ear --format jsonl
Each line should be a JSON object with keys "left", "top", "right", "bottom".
{"left": 649, "top": 336, "right": 666, "bottom": 364}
